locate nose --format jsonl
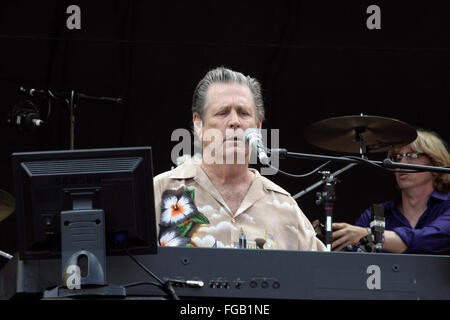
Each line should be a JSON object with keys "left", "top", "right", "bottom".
{"left": 398, "top": 154, "right": 409, "bottom": 164}
{"left": 228, "top": 110, "right": 240, "bottom": 129}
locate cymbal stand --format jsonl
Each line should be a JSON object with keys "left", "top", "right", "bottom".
{"left": 355, "top": 126, "right": 366, "bottom": 155}
{"left": 0, "top": 250, "right": 13, "bottom": 260}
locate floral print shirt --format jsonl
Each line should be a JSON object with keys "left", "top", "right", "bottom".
{"left": 153, "top": 161, "right": 326, "bottom": 251}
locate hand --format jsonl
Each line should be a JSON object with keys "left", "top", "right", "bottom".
{"left": 332, "top": 222, "right": 368, "bottom": 251}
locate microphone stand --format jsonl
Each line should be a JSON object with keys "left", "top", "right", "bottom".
{"left": 273, "top": 148, "right": 450, "bottom": 174}
{"left": 270, "top": 148, "right": 450, "bottom": 251}
{"left": 69, "top": 90, "right": 75, "bottom": 150}
{"left": 314, "top": 171, "right": 337, "bottom": 252}
{"left": 18, "top": 87, "right": 123, "bottom": 149}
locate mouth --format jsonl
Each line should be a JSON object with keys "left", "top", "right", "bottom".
{"left": 224, "top": 136, "right": 241, "bottom": 142}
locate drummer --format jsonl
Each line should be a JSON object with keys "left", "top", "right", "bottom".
{"left": 332, "top": 129, "right": 450, "bottom": 254}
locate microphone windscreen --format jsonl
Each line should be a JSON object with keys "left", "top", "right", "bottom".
{"left": 243, "top": 128, "right": 261, "bottom": 144}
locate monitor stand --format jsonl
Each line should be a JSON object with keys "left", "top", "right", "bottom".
{"left": 43, "top": 190, "right": 125, "bottom": 299}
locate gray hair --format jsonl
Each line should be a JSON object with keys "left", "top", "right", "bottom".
{"left": 192, "top": 66, "right": 265, "bottom": 123}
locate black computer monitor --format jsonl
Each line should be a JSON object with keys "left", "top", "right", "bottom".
{"left": 12, "top": 146, "right": 158, "bottom": 263}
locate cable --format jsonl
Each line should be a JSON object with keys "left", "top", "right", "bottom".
{"left": 122, "top": 281, "right": 162, "bottom": 289}
{"left": 119, "top": 244, "right": 180, "bottom": 300}
{"left": 268, "top": 161, "right": 332, "bottom": 178}
{"left": 45, "top": 90, "right": 58, "bottom": 120}
{"left": 268, "top": 152, "right": 444, "bottom": 179}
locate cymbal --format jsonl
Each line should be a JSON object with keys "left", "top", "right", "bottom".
{"left": 0, "top": 190, "right": 15, "bottom": 222}
{"left": 304, "top": 114, "right": 417, "bottom": 154}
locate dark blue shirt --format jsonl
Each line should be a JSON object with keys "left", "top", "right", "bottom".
{"left": 355, "top": 191, "right": 450, "bottom": 255}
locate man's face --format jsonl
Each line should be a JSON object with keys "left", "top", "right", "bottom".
{"left": 194, "top": 83, "right": 262, "bottom": 165}
{"left": 393, "top": 145, "right": 435, "bottom": 191}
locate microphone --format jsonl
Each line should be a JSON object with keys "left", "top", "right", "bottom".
{"left": 243, "top": 128, "right": 270, "bottom": 165}
{"left": 7, "top": 100, "right": 44, "bottom": 132}
{"left": 370, "top": 204, "right": 385, "bottom": 252}
{"left": 19, "top": 86, "right": 49, "bottom": 98}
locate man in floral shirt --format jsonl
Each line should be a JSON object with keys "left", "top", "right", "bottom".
{"left": 153, "top": 67, "right": 326, "bottom": 252}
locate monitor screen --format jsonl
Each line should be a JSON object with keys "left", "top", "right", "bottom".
{"left": 12, "top": 146, "right": 158, "bottom": 260}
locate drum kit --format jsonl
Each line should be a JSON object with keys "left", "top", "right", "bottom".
{"left": 298, "top": 114, "right": 418, "bottom": 251}
{"left": 294, "top": 114, "right": 418, "bottom": 197}
{"left": 0, "top": 113, "right": 419, "bottom": 256}
{"left": 303, "top": 114, "right": 417, "bottom": 155}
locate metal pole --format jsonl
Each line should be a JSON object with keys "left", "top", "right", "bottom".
{"left": 293, "top": 162, "right": 358, "bottom": 200}
{"left": 69, "top": 90, "right": 75, "bottom": 150}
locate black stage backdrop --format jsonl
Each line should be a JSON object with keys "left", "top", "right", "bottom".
{"left": 0, "top": 0, "right": 449, "bottom": 261}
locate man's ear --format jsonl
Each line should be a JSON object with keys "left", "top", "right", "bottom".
{"left": 193, "top": 113, "right": 203, "bottom": 140}
{"left": 257, "top": 118, "right": 262, "bottom": 130}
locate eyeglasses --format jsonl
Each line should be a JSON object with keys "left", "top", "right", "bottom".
{"left": 389, "top": 152, "right": 426, "bottom": 162}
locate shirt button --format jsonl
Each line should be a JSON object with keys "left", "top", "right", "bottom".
{"left": 231, "top": 218, "right": 236, "bottom": 223}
